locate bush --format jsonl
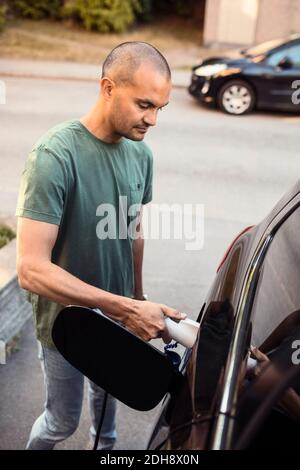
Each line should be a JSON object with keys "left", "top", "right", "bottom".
{"left": 63, "top": 0, "right": 142, "bottom": 33}
{"left": 0, "top": 225, "right": 15, "bottom": 249}
{"left": 13, "top": 0, "right": 63, "bottom": 20}
{"left": 0, "top": 3, "right": 7, "bottom": 32}
{"left": 138, "top": 0, "right": 197, "bottom": 20}
{"left": 137, "top": 0, "right": 152, "bottom": 22}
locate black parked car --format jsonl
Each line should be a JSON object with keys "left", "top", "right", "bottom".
{"left": 53, "top": 181, "right": 300, "bottom": 451}
{"left": 188, "top": 35, "right": 300, "bottom": 115}
{"left": 147, "top": 180, "right": 300, "bottom": 450}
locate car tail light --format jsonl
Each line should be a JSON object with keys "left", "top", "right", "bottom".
{"left": 216, "top": 225, "right": 255, "bottom": 272}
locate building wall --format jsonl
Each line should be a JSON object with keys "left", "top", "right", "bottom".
{"left": 255, "top": 0, "right": 300, "bottom": 43}
{"left": 203, "top": 0, "right": 222, "bottom": 47}
{"left": 217, "top": 0, "right": 258, "bottom": 45}
{"left": 203, "top": 0, "right": 300, "bottom": 47}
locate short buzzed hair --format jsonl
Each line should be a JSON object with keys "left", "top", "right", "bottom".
{"left": 101, "top": 41, "right": 171, "bottom": 85}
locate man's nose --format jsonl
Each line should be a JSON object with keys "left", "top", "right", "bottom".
{"left": 143, "top": 109, "right": 157, "bottom": 127}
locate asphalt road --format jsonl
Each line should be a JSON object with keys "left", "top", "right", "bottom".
{"left": 0, "top": 76, "right": 299, "bottom": 449}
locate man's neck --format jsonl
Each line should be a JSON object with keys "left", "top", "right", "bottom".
{"left": 80, "top": 108, "right": 122, "bottom": 144}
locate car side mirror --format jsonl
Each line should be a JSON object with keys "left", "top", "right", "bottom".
{"left": 277, "top": 56, "right": 293, "bottom": 69}
{"left": 52, "top": 306, "right": 184, "bottom": 411}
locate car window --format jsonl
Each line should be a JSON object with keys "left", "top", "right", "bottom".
{"left": 287, "top": 44, "right": 300, "bottom": 67}
{"left": 267, "top": 44, "right": 300, "bottom": 67}
{"left": 232, "top": 206, "right": 300, "bottom": 448}
{"left": 250, "top": 206, "right": 300, "bottom": 349}
{"left": 266, "top": 48, "right": 289, "bottom": 66}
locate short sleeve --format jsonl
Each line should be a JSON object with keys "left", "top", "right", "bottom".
{"left": 142, "top": 148, "right": 153, "bottom": 205}
{"left": 15, "top": 146, "right": 68, "bottom": 226}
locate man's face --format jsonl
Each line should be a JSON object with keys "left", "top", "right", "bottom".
{"left": 108, "top": 64, "right": 171, "bottom": 141}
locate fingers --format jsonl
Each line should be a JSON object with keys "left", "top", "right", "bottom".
{"left": 125, "top": 302, "right": 185, "bottom": 343}
{"left": 250, "top": 345, "right": 269, "bottom": 362}
{"left": 160, "top": 305, "right": 186, "bottom": 322}
{"left": 161, "top": 328, "right": 172, "bottom": 344}
{"left": 143, "top": 316, "right": 172, "bottom": 344}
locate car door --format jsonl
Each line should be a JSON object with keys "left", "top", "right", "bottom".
{"left": 207, "top": 193, "right": 300, "bottom": 449}
{"left": 259, "top": 43, "right": 300, "bottom": 111}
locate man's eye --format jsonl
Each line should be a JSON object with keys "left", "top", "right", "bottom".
{"left": 138, "top": 103, "right": 163, "bottom": 111}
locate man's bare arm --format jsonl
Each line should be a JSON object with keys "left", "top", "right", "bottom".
{"left": 16, "top": 217, "right": 185, "bottom": 341}
{"left": 132, "top": 207, "right": 144, "bottom": 300}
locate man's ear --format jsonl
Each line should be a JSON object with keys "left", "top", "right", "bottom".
{"left": 100, "top": 77, "right": 115, "bottom": 101}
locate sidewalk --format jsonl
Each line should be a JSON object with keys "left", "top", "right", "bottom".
{"left": 0, "top": 58, "right": 191, "bottom": 88}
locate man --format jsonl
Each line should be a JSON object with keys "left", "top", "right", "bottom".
{"left": 15, "top": 41, "right": 186, "bottom": 450}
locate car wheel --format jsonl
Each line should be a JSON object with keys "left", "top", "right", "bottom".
{"left": 218, "top": 80, "right": 255, "bottom": 115}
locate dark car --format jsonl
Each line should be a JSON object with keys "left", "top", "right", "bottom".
{"left": 53, "top": 182, "right": 300, "bottom": 451}
{"left": 147, "top": 180, "right": 300, "bottom": 450}
{"left": 188, "top": 35, "right": 300, "bottom": 115}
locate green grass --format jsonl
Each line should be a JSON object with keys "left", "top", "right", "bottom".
{"left": 0, "top": 224, "right": 15, "bottom": 249}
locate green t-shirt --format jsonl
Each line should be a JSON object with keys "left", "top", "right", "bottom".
{"left": 15, "top": 119, "right": 153, "bottom": 348}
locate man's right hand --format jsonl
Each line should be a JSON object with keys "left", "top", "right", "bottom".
{"left": 123, "top": 300, "right": 186, "bottom": 343}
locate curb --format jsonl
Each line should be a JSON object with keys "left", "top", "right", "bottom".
{"left": 0, "top": 238, "right": 32, "bottom": 364}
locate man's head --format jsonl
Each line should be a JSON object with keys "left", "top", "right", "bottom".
{"left": 99, "top": 42, "right": 172, "bottom": 141}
